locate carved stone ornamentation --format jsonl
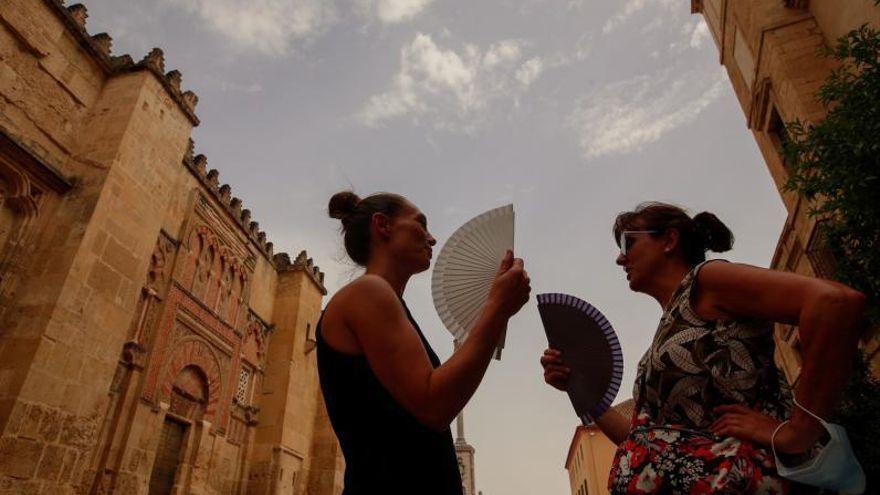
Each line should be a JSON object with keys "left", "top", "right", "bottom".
{"left": 67, "top": 4, "right": 89, "bottom": 27}
{"left": 91, "top": 33, "right": 112, "bottom": 56}
{"left": 140, "top": 47, "right": 165, "bottom": 73}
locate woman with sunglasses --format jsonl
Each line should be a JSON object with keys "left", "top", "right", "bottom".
{"left": 540, "top": 202, "right": 867, "bottom": 494}
{"left": 320, "top": 191, "right": 531, "bottom": 495}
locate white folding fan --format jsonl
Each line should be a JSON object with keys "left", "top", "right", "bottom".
{"left": 432, "top": 204, "right": 514, "bottom": 359}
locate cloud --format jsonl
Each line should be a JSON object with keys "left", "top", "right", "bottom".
{"left": 375, "top": 0, "right": 434, "bottom": 23}
{"left": 567, "top": 67, "right": 726, "bottom": 159}
{"left": 689, "top": 19, "right": 711, "bottom": 48}
{"left": 602, "top": 0, "right": 678, "bottom": 35}
{"left": 164, "top": 0, "right": 337, "bottom": 56}
{"left": 358, "top": 34, "right": 544, "bottom": 131}
{"left": 515, "top": 57, "right": 544, "bottom": 87}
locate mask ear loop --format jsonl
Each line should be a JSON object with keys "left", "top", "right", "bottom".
{"left": 771, "top": 395, "right": 828, "bottom": 461}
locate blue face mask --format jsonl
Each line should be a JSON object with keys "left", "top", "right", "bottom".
{"left": 771, "top": 398, "right": 866, "bottom": 494}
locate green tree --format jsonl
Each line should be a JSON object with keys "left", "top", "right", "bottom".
{"left": 783, "top": 23, "right": 880, "bottom": 322}
{"left": 782, "top": 19, "right": 880, "bottom": 492}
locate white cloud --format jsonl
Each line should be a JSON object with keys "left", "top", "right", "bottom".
{"left": 376, "top": 0, "right": 434, "bottom": 23}
{"left": 164, "top": 0, "right": 337, "bottom": 56}
{"left": 689, "top": 19, "right": 711, "bottom": 48}
{"left": 358, "top": 34, "right": 544, "bottom": 131}
{"left": 602, "top": 0, "right": 678, "bottom": 35}
{"left": 515, "top": 57, "right": 544, "bottom": 87}
{"left": 567, "top": 67, "right": 726, "bottom": 159}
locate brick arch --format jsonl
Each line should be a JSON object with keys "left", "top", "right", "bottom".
{"left": 159, "top": 338, "right": 223, "bottom": 420}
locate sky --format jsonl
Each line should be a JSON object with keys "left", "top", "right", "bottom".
{"left": 86, "top": 1, "right": 788, "bottom": 493}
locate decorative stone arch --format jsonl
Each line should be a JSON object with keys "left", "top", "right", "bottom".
{"left": 0, "top": 164, "right": 41, "bottom": 217}
{"left": 159, "top": 338, "right": 223, "bottom": 421}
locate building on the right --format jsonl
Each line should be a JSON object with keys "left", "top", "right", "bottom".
{"left": 689, "top": 0, "right": 880, "bottom": 383}
{"left": 565, "top": 400, "right": 635, "bottom": 495}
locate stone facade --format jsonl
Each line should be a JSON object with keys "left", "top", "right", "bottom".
{"left": 564, "top": 400, "right": 634, "bottom": 495}
{"left": 690, "top": 0, "right": 880, "bottom": 382}
{"left": 0, "top": 1, "right": 343, "bottom": 494}
{"left": 454, "top": 413, "right": 476, "bottom": 495}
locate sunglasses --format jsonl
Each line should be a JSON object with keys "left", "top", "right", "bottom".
{"left": 618, "top": 230, "right": 658, "bottom": 256}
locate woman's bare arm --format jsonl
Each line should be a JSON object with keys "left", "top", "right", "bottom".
{"left": 337, "top": 256, "right": 530, "bottom": 431}
{"left": 594, "top": 408, "right": 631, "bottom": 444}
{"left": 697, "top": 261, "right": 867, "bottom": 452}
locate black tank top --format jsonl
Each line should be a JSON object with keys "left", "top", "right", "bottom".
{"left": 317, "top": 299, "right": 463, "bottom": 495}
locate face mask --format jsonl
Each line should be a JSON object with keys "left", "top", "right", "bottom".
{"left": 771, "top": 397, "right": 866, "bottom": 494}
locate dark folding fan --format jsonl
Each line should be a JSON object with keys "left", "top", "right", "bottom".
{"left": 537, "top": 293, "right": 623, "bottom": 423}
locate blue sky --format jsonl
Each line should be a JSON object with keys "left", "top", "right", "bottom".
{"left": 86, "top": 1, "right": 787, "bottom": 493}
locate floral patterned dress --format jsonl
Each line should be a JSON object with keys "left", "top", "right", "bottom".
{"left": 609, "top": 260, "right": 793, "bottom": 494}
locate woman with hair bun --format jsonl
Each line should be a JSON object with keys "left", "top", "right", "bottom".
{"left": 320, "top": 191, "right": 531, "bottom": 495}
{"left": 540, "top": 202, "right": 867, "bottom": 494}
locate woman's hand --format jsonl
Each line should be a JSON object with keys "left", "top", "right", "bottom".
{"left": 486, "top": 250, "right": 531, "bottom": 319}
{"left": 711, "top": 404, "right": 823, "bottom": 454}
{"left": 540, "top": 348, "right": 570, "bottom": 391}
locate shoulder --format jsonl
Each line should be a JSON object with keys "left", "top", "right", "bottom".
{"left": 334, "top": 275, "right": 397, "bottom": 302}
{"left": 327, "top": 275, "right": 404, "bottom": 321}
{"left": 694, "top": 260, "right": 760, "bottom": 290}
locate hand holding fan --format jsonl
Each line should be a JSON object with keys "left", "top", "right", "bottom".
{"left": 432, "top": 205, "right": 514, "bottom": 359}
{"left": 537, "top": 293, "right": 623, "bottom": 422}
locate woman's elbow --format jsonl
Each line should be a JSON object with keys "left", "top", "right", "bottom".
{"left": 821, "top": 285, "right": 868, "bottom": 331}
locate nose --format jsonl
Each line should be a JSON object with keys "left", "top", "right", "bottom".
{"left": 427, "top": 233, "right": 437, "bottom": 246}
{"left": 615, "top": 252, "right": 626, "bottom": 266}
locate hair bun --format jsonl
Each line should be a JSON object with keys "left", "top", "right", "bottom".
{"left": 693, "top": 212, "right": 734, "bottom": 253}
{"left": 328, "top": 191, "right": 361, "bottom": 221}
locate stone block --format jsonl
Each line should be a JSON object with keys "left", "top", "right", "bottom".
{"left": 58, "top": 449, "right": 77, "bottom": 483}
{"left": 0, "top": 476, "right": 41, "bottom": 495}
{"left": 0, "top": 436, "right": 43, "bottom": 479}
{"left": 3, "top": 401, "right": 27, "bottom": 436}
{"left": 17, "top": 403, "right": 44, "bottom": 440}
{"left": 86, "top": 261, "right": 122, "bottom": 296}
{"left": 59, "top": 414, "right": 94, "bottom": 450}
{"left": 36, "top": 444, "right": 64, "bottom": 481}
{"left": 37, "top": 408, "right": 62, "bottom": 443}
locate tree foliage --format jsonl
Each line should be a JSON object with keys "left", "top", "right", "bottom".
{"left": 782, "top": 24, "right": 880, "bottom": 322}
{"left": 782, "top": 21, "right": 880, "bottom": 492}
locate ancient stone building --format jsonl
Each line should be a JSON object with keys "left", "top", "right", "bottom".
{"left": 564, "top": 400, "right": 634, "bottom": 495}
{"left": 0, "top": 1, "right": 343, "bottom": 494}
{"left": 689, "top": 0, "right": 880, "bottom": 382}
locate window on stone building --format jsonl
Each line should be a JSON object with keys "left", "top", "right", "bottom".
{"left": 806, "top": 220, "right": 837, "bottom": 279}
{"left": 767, "top": 106, "right": 791, "bottom": 169}
{"left": 235, "top": 366, "right": 251, "bottom": 405}
{"left": 785, "top": 238, "right": 803, "bottom": 273}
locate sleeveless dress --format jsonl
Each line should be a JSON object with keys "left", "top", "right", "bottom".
{"left": 608, "top": 260, "right": 793, "bottom": 494}
{"left": 317, "top": 298, "right": 463, "bottom": 495}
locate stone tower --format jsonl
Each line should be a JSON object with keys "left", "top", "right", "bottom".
{"left": 454, "top": 411, "right": 476, "bottom": 495}
{"left": 452, "top": 341, "right": 476, "bottom": 495}
{"left": 0, "top": 1, "right": 343, "bottom": 494}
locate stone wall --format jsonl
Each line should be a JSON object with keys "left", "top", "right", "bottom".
{"left": 0, "top": 1, "right": 341, "bottom": 494}
{"left": 690, "top": 0, "right": 880, "bottom": 381}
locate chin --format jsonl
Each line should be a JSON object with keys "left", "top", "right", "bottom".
{"left": 627, "top": 277, "right": 642, "bottom": 293}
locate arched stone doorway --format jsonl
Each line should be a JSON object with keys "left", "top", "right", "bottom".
{"left": 148, "top": 365, "right": 208, "bottom": 495}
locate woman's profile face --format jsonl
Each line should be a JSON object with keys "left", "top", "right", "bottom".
{"left": 385, "top": 201, "right": 437, "bottom": 274}
{"left": 615, "top": 221, "right": 667, "bottom": 293}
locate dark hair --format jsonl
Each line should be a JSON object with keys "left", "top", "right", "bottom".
{"left": 613, "top": 202, "right": 734, "bottom": 265}
{"left": 328, "top": 191, "right": 408, "bottom": 266}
